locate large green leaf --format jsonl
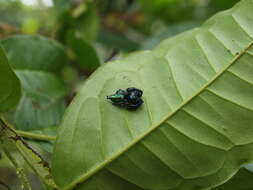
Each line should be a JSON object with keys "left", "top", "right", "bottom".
{"left": 52, "top": 0, "right": 253, "bottom": 190}
{"left": 0, "top": 44, "right": 21, "bottom": 112}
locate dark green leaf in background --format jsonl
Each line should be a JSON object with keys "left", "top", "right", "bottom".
{"left": 75, "top": 3, "right": 100, "bottom": 42}
{"left": 1, "top": 35, "right": 67, "bottom": 73}
{"left": 14, "top": 70, "right": 66, "bottom": 131}
{"left": 97, "top": 30, "right": 139, "bottom": 51}
{"left": 141, "top": 21, "right": 200, "bottom": 50}
{"left": 1, "top": 35, "right": 67, "bottom": 132}
{"left": 67, "top": 30, "right": 100, "bottom": 72}
{"left": 55, "top": 2, "right": 101, "bottom": 72}
{"left": 0, "top": 44, "right": 21, "bottom": 112}
{"left": 138, "top": 0, "right": 195, "bottom": 24}
{"left": 208, "top": 0, "right": 241, "bottom": 15}
{"left": 56, "top": 1, "right": 100, "bottom": 43}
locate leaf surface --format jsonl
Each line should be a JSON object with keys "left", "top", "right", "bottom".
{"left": 2, "top": 35, "right": 67, "bottom": 73}
{"left": 14, "top": 70, "right": 66, "bottom": 131}
{"left": 52, "top": 1, "right": 253, "bottom": 190}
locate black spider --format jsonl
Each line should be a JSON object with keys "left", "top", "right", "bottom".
{"left": 107, "top": 87, "right": 143, "bottom": 110}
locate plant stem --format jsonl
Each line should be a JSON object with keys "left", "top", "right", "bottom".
{"left": 0, "top": 117, "right": 58, "bottom": 189}
{"left": 15, "top": 130, "right": 56, "bottom": 141}
{"left": 0, "top": 118, "right": 50, "bottom": 169}
{"left": 0, "top": 116, "right": 56, "bottom": 141}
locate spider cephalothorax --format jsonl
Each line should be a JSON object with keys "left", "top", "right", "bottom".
{"left": 107, "top": 87, "right": 143, "bottom": 110}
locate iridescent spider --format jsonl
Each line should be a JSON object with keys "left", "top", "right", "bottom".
{"left": 107, "top": 87, "right": 143, "bottom": 110}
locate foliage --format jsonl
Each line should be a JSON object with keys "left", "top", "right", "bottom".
{"left": 1, "top": 35, "right": 67, "bottom": 132}
{"left": 0, "top": 45, "right": 21, "bottom": 112}
{"left": 52, "top": 1, "right": 253, "bottom": 189}
{"left": 0, "top": 0, "right": 252, "bottom": 190}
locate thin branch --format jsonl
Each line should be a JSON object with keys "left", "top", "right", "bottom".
{"left": 0, "top": 117, "right": 59, "bottom": 189}
{"left": 0, "top": 118, "right": 49, "bottom": 169}
{"left": 15, "top": 130, "right": 56, "bottom": 141}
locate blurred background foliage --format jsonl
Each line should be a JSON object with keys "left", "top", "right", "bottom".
{"left": 0, "top": 0, "right": 245, "bottom": 189}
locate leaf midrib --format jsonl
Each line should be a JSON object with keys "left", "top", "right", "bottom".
{"left": 63, "top": 41, "right": 253, "bottom": 190}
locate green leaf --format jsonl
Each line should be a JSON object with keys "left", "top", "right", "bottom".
{"left": 0, "top": 44, "right": 21, "bottom": 112}
{"left": 1, "top": 35, "right": 68, "bottom": 73}
{"left": 141, "top": 21, "right": 200, "bottom": 50}
{"left": 52, "top": 1, "right": 253, "bottom": 190}
{"left": 14, "top": 70, "right": 66, "bottom": 131}
{"left": 138, "top": 0, "right": 195, "bottom": 24}
{"left": 56, "top": 3, "right": 100, "bottom": 42}
{"left": 208, "top": 0, "right": 241, "bottom": 15}
{"left": 97, "top": 30, "right": 139, "bottom": 51}
{"left": 67, "top": 31, "right": 100, "bottom": 71}
{"left": 76, "top": 3, "right": 100, "bottom": 42}
{"left": 1, "top": 35, "right": 67, "bottom": 132}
